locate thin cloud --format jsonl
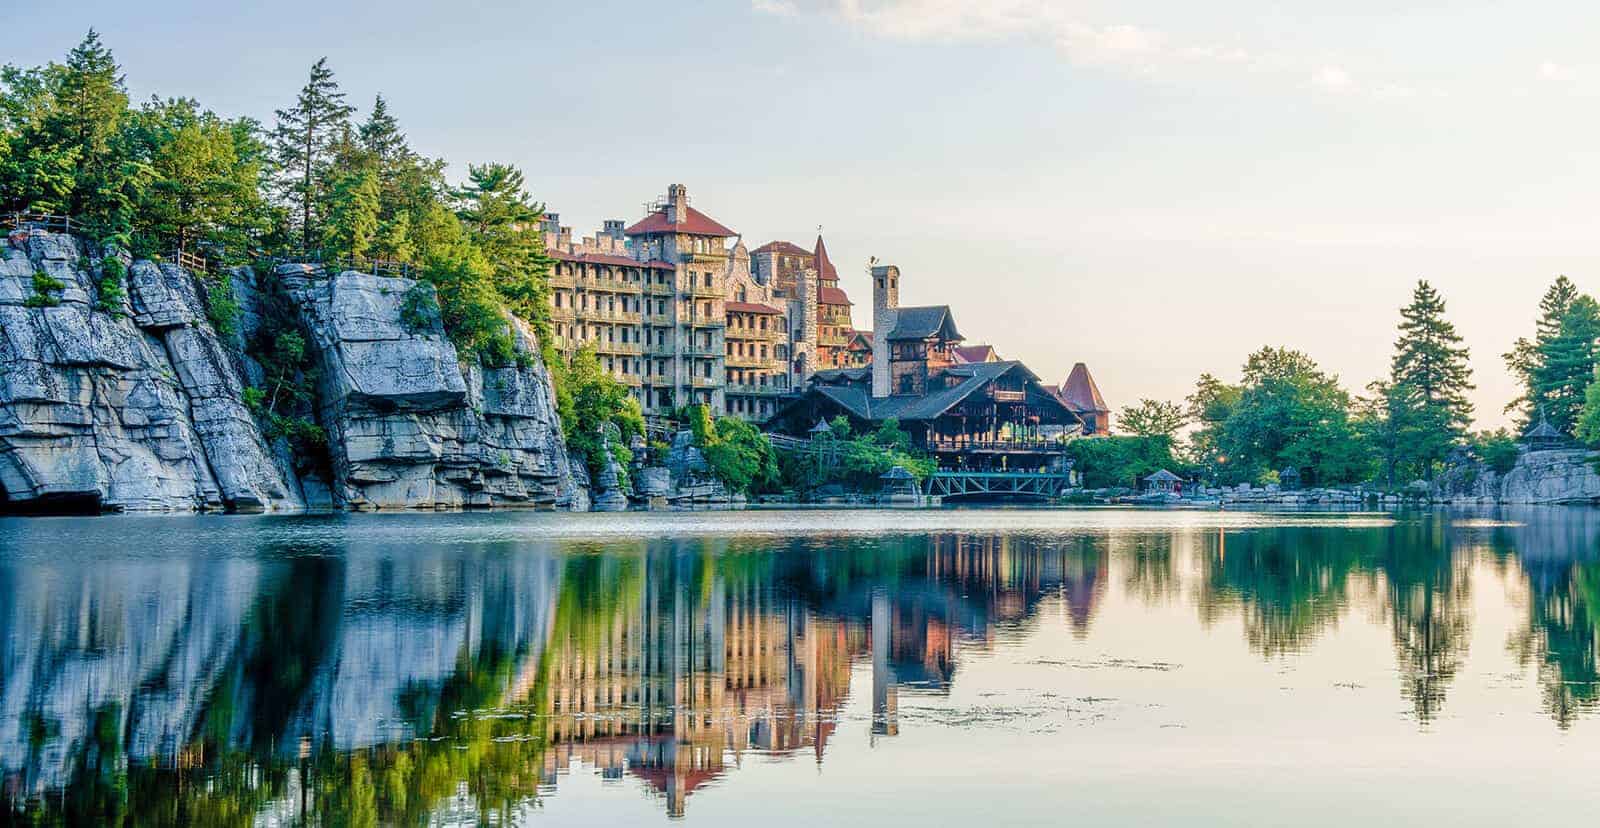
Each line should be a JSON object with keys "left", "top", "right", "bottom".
{"left": 1538, "top": 60, "right": 1576, "bottom": 82}
{"left": 757, "top": 0, "right": 1420, "bottom": 99}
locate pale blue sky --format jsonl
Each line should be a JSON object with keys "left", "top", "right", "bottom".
{"left": 14, "top": 0, "right": 1600, "bottom": 426}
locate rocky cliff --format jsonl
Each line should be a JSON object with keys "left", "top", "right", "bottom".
{"left": 1433, "top": 446, "right": 1600, "bottom": 505}
{"left": 0, "top": 229, "right": 588, "bottom": 513}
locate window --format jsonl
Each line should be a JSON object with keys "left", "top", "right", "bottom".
{"left": 900, "top": 374, "right": 915, "bottom": 393}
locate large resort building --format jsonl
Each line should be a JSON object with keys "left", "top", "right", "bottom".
{"left": 541, "top": 182, "right": 1110, "bottom": 433}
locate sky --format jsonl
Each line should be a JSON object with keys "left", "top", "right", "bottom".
{"left": 12, "top": 0, "right": 1600, "bottom": 428}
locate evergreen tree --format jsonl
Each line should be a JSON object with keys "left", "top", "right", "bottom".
{"left": 132, "top": 97, "right": 269, "bottom": 255}
{"left": 1505, "top": 275, "right": 1580, "bottom": 422}
{"left": 50, "top": 30, "right": 131, "bottom": 224}
{"left": 1532, "top": 296, "right": 1600, "bottom": 433}
{"left": 452, "top": 163, "right": 554, "bottom": 338}
{"left": 1387, "top": 280, "right": 1474, "bottom": 479}
{"left": 357, "top": 95, "right": 407, "bottom": 164}
{"left": 270, "top": 58, "right": 353, "bottom": 250}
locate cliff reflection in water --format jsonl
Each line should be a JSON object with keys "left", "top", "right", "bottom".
{"left": 2, "top": 510, "right": 1599, "bottom": 823}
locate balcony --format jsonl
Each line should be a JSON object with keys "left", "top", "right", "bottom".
{"left": 689, "top": 376, "right": 721, "bottom": 389}
{"left": 682, "top": 347, "right": 722, "bottom": 359}
{"left": 725, "top": 354, "right": 775, "bottom": 369}
{"left": 594, "top": 341, "right": 644, "bottom": 356}
{"left": 921, "top": 437, "right": 1068, "bottom": 455}
{"left": 725, "top": 325, "right": 784, "bottom": 342}
{"left": 551, "top": 306, "right": 576, "bottom": 322}
{"left": 725, "top": 383, "right": 785, "bottom": 396}
{"left": 576, "top": 309, "right": 642, "bottom": 325}
{"left": 683, "top": 284, "right": 722, "bottom": 299}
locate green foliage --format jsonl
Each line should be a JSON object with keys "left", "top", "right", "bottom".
{"left": 452, "top": 162, "right": 555, "bottom": 344}
{"left": 24, "top": 269, "right": 64, "bottom": 307}
{"left": 269, "top": 58, "right": 354, "bottom": 250}
{"left": 1505, "top": 275, "right": 1579, "bottom": 423}
{"left": 244, "top": 288, "right": 327, "bottom": 473}
{"left": 1378, "top": 280, "right": 1475, "bottom": 482}
{"left": 779, "top": 417, "right": 936, "bottom": 494}
{"left": 1117, "top": 399, "right": 1186, "bottom": 438}
{"left": 1532, "top": 295, "right": 1600, "bottom": 435}
{"left": 129, "top": 96, "right": 271, "bottom": 255}
{"left": 415, "top": 233, "right": 517, "bottom": 364}
{"left": 689, "top": 408, "right": 780, "bottom": 494}
{"left": 1194, "top": 347, "right": 1372, "bottom": 487}
{"left": 1469, "top": 429, "right": 1520, "bottom": 475}
{"left": 1065, "top": 435, "right": 1178, "bottom": 489}
{"left": 202, "top": 269, "right": 239, "bottom": 338}
{"left": 552, "top": 346, "right": 643, "bottom": 485}
{"left": 398, "top": 283, "right": 439, "bottom": 332}
{"left": 95, "top": 255, "right": 125, "bottom": 314}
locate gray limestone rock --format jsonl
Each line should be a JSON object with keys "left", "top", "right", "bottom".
{"left": 283, "top": 268, "right": 588, "bottom": 511}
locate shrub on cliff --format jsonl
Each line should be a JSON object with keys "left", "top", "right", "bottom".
{"left": 552, "top": 346, "right": 642, "bottom": 487}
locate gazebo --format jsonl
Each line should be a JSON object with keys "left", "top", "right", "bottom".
{"left": 1279, "top": 466, "right": 1302, "bottom": 490}
{"left": 809, "top": 419, "right": 835, "bottom": 440}
{"left": 1143, "top": 469, "right": 1183, "bottom": 495}
{"left": 1521, "top": 415, "right": 1569, "bottom": 452}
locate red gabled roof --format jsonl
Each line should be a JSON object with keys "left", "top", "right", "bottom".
{"left": 624, "top": 204, "right": 736, "bottom": 238}
{"left": 847, "top": 330, "right": 874, "bottom": 349}
{"left": 1059, "top": 362, "right": 1108, "bottom": 412}
{"left": 550, "top": 249, "right": 676, "bottom": 270}
{"left": 813, "top": 235, "right": 839, "bottom": 282}
{"left": 751, "top": 240, "right": 810, "bottom": 257}
{"left": 725, "top": 301, "right": 783, "bottom": 314}
{"left": 818, "top": 285, "right": 852, "bottom": 306}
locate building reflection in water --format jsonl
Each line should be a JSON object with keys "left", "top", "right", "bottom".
{"left": 1, "top": 513, "right": 1598, "bottom": 822}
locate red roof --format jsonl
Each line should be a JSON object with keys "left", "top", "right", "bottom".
{"left": 813, "top": 235, "right": 840, "bottom": 282}
{"left": 952, "top": 344, "right": 998, "bottom": 364}
{"left": 818, "top": 285, "right": 852, "bottom": 306}
{"left": 549, "top": 249, "right": 674, "bottom": 270}
{"left": 624, "top": 204, "right": 736, "bottom": 238}
{"left": 725, "top": 301, "right": 783, "bottom": 314}
{"left": 1059, "top": 362, "right": 1108, "bottom": 412}
{"left": 751, "top": 240, "right": 810, "bottom": 257}
{"left": 847, "top": 330, "right": 874, "bottom": 349}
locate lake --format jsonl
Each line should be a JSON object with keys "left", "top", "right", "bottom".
{"left": 2, "top": 507, "right": 1598, "bottom": 825}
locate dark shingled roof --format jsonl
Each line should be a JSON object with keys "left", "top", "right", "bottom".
{"left": 1059, "top": 362, "right": 1108, "bottom": 412}
{"left": 807, "top": 361, "right": 1075, "bottom": 424}
{"left": 886, "top": 305, "right": 962, "bottom": 342}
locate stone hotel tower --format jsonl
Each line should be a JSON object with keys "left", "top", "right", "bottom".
{"left": 871, "top": 263, "right": 900, "bottom": 399}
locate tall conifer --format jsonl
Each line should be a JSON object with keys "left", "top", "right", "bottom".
{"left": 270, "top": 58, "right": 352, "bottom": 250}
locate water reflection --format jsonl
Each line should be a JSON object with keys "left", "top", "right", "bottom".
{"left": 1, "top": 508, "right": 1598, "bottom": 822}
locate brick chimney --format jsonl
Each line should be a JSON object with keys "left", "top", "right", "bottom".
{"left": 871, "top": 264, "right": 899, "bottom": 398}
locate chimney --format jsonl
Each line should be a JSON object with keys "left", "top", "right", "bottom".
{"left": 540, "top": 212, "right": 561, "bottom": 236}
{"left": 795, "top": 266, "right": 819, "bottom": 382}
{"left": 871, "top": 264, "right": 899, "bottom": 398}
{"left": 602, "top": 219, "right": 625, "bottom": 241}
{"left": 666, "top": 184, "right": 688, "bottom": 224}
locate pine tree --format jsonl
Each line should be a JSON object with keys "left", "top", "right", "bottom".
{"left": 1532, "top": 296, "right": 1600, "bottom": 433}
{"left": 1386, "top": 280, "right": 1474, "bottom": 479}
{"left": 270, "top": 58, "right": 353, "bottom": 250}
{"left": 452, "top": 163, "right": 553, "bottom": 336}
{"left": 357, "top": 95, "right": 407, "bottom": 165}
{"left": 1504, "top": 275, "right": 1579, "bottom": 422}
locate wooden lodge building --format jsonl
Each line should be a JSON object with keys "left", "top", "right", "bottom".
{"left": 772, "top": 265, "right": 1083, "bottom": 472}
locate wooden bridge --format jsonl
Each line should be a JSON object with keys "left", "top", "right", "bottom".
{"left": 924, "top": 470, "right": 1073, "bottom": 500}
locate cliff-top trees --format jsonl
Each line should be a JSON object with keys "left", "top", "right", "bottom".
{"left": 1385, "top": 280, "right": 1474, "bottom": 480}
{"left": 453, "top": 162, "right": 555, "bottom": 343}
{"left": 270, "top": 58, "right": 353, "bottom": 251}
{"left": 132, "top": 98, "right": 271, "bottom": 256}
{"left": 0, "top": 30, "right": 134, "bottom": 234}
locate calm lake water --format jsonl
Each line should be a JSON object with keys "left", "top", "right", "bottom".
{"left": 2, "top": 507, "right": 1599, "bottom": 825}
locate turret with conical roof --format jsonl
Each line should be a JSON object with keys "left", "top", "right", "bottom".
{"left": 1058, "top": 363, "right": 1111, "bottom": 435}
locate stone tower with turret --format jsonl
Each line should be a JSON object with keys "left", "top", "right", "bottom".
{"left": 871, "top": 264, "right": 899, "bottom": 398}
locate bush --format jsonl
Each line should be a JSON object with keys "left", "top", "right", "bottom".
{"left": 202, "top": 270, "right": 240, "bottom": 337}
{"left": 399, "top": 283, "right": 440, "bottom": 332}
{"left": 24, "top": 270, "right": 64, "bottom": 308}
{"left": 692, "top": 409, "right": 779, "bottom": 494}
{"left": 95, "top": 257, "right": 126, "bottom": 315}
{"left": 552, "top": 346, "right": 643, "bottom": 488}
{"left": 1471, "top": 429, "right": 1520, "bottom": 475}
{"left": 1064, "top": 435, "right": 1180, "bottom": 489}
{"left": 778, "top": 417, "right": 935, "bottom": 494}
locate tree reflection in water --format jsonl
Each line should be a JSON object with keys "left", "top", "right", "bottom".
{"left": 1, "top": 510, "right": 1598, "bottom": 823}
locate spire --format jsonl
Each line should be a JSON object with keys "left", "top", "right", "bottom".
{"left": 813, "top": 234, "right": 839, "bottom": 283}
{"left": 1060, "top": 363, "right": 1108, "bottom": 412}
